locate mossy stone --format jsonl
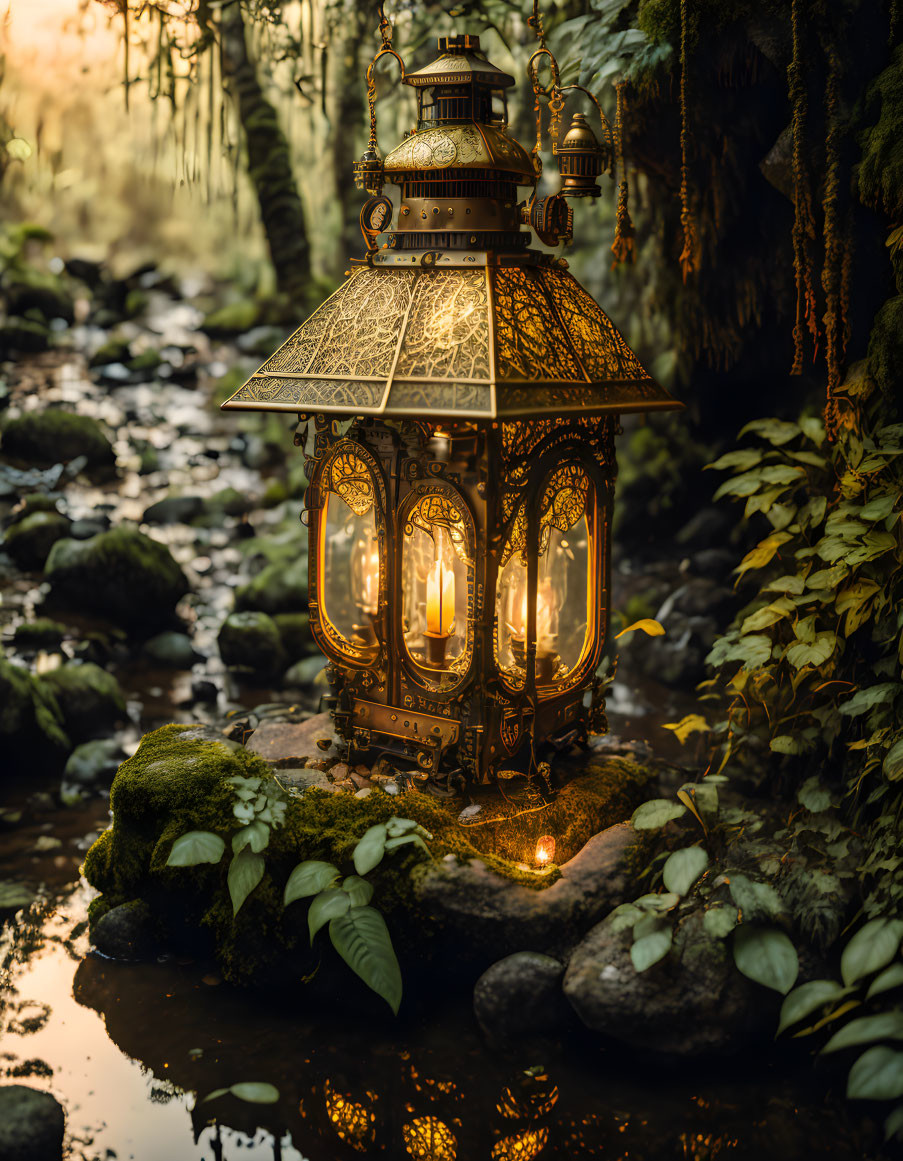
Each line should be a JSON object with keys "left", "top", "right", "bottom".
{"left": 867, "top": 295, "right": 903, "bottom": 403}
{"left": 142, "top": 630, "right": 201, "bottom": 669}
{"left": 83, "top": 725, "right": 650, "bottom": 989}
{"left": 859, "top": 46, "right": 903, "bottom": 221}
{"left": 0, "top": 656, "right": 70, "bottom": 778}
{"left": 41, "top": 661, "right": 126, "bottom": 741}
{"left": 272, "top": 612, "right": 313, "bottom": 660}
{"left": 89, "top": 337, "right": 131, "bottom": 367}
{"left": 234, "top": 557, "right": 308, "bottom": 616}
{"left": 202, "top": 300, "right": 261, "bottom": 336}
{"left": 1, "top": 410, "right": 114, "bottom": 468}
{"left": 217, "top": 611, "right": 286, "bottom": 678}
{"left": 12, "top": 618, "right": 67, "bottom": 651}
{"left": 44, "top": 527, "right": 189, "bottom": 632}
{"left": 4, "top": 511, "right": 71, "bottom": 569}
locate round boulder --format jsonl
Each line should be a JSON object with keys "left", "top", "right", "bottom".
{"left": 474, "top": 951, "right": 570, "bottom": 1048}
{"left": 91, "top": 900, "right": 156, "bottom": 961}
{"left": 1, "top": 409, "right": 113, "bottom": 469}
{"left": 0, "top": 1085, "right": 65, "bottom": 1161}
{"left": 41, "top": 662, "right": 126, "bottom": 742}
{"left": 218, "top": 611, "right": 285, "bottom": 679}
{"left": 562, "top": 907, "right": 771, "bottom": 1058}
{"left": 44, "top": 526, "right": 189, "bottom": 632}
{"left": 4, "top": 511, "right": 71, "bottom": 570}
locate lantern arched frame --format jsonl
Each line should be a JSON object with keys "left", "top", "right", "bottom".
{"left": 395, "top": 477, "right": 478, "bottom": 697}
{"left": 308, "top": 438, "right": 390, "bottom": 675}
{"left": 493, "top": 438, "right": 612, "bottom": 702}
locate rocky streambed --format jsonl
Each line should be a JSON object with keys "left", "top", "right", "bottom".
{"left": 0, "top": 260, "right": 877, "bottom": 1159}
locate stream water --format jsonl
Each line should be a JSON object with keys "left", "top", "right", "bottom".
{"left": 0, "top": 285, "right": 881, "bottom": 1159}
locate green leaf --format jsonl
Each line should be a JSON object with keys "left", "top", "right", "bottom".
{"left": 741, "top": 602, "right": 793, "bottom": 634}
{"left": 385, "top": 816, "right": 420, "bottom": 837}
{"left": 884, "top": 739, "right": 903, "bottom": 781}
{"left": 308, "top": 887, "right": 350, "bottom": 943}
{"left": 228, "top": 847, "right": 265, "bottom": 916}
{"left": 732, "top": 926, "right": 799, "bottom": 994}
{"left": 341, "top": 875, "right": 374, "bottom": 907}
{"left": 861, "top": 494, "right": 897, "bottom": 521}
{"left": 839, "top": 684, "right": 900, "bottom": 717}
{"left": 777, "top": 980, "right": 850, "bottom": 1035}
{"left": 822, "top": 1011, "right": 903, "bottom": 1055}
{"left": 729, "top": 874, "right": 785, "bottom": 922}
{"left": 384, "top": 832, "right": 431, "bottom": 857}
{"left": 885, "top": 1105, "right": 903, "bottom": 1141}
{"left": 847, "top": 1046, "right": 903, "bottom": 1101}
{"left": 841, "top": 918, "right": 903, "bottom": 986}
{"left": 800, "top": 416, "right": 825, "bottom": 446}
{"left": 707, "top": 449, "right": 764, "bottom": 472}
{"left": 868, "top": 964, "right": 903, "bottom": 1000}
{"left": 630, "top": 927, "right": 673, "bottom": 972}
{"left": 166, "top": 831, "right": 226, "bottom": 867}
{"left": 633, "top": 892, "right": 680, "bottom": 913}
{"left": 763, "top": 574, "right": 807, "bottom": 595}
{"left": 202, "top": 1082, "right": 280, "bottom": 1104}
{"left": 353, "top": 824, "right": 388, "bottom": 875}
{"left": 631, "top": 799, "right": 687, "bottom": 830}
{"left": 798, "top": 776, "right": 833, "bottom": 813}
{"left": 703, "top": 905, "right": 739, "bottom": 940}
{"left": 284, "top": 860, "right": 340, "bottom": 906}
{"left": 329, "top": 905, "right": 402, "bottom": 1014}
{"left": 662, "top": 847, "right": 709, "bottom": 896}
{"left": 232, "top": 821, "right": 270, "bottom": 855}
{"left": 770, "top": 735, "right": 806, "bottom": 756}
{"left": 608, "top": 903, "right": 644, "bottom": 933}
{"left": 739, "top": 418, "right": 801, "bottom": 446}
{"left": 785, "top": 632, "right": 837, "bottom": 670}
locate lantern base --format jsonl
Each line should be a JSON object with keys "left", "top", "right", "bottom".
{"left": 510, "top": 637, "right": 561, "bottom": 684}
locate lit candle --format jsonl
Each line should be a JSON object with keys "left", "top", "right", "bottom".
{"left": 426, "top": 558, "right": 455, "bottom": 637}
{"left": 535, "top": 835, "right": 556, "bottom": 866}
{"left": 354, "top": 543, "right": 380, "bottom": 616}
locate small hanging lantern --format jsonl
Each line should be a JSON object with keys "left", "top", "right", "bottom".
{"left": 222, "top": 29, "right": 682, "bottom": 792}
{"left": 556, "top": 112, "right": 607, "bottom": 198}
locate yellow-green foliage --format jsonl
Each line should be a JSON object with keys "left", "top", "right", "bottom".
{"left": 84, "top": 725, "right": 648, "bottom": 985}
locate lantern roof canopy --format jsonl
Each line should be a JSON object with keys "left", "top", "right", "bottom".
{"left": 403, "top": 34, "right": 516, "bottom": 88}
{"left": 220, "top": 253, "right": 680, "bottom": 420}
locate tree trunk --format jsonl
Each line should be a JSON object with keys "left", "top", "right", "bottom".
{"left": 219, "top": 0, "right": 311, "bottom": 303}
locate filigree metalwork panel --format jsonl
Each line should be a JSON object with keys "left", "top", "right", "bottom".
{"left": 229, "top": 376, "right": 386, "bottom": 411}
{"left": 492, "top": 267, "right": 584, "bottom": 383}
{"left": 306, "top": 268, "right": 416, "bottom": 379}
{"left": 386, "top": 125, "right": 487, "bottom": 171}
{"left": 404, "top": 493, "right": 471, "bottom": 564}
{"left": 393, "top": 269, "right": 490, "bottom": 381}
{"left": 324, "top": 450, "right": 375, "bottom": 516}
{"left": 495, "top": 379, "right": 670, "bottom": 414}
{"left": 501, "top": 464, "right": 589, "bottom": 565}
{"left": 541, "top": 267, "right": 652, "bottom": 383}
{"left": 386, "top": 380, "right": 493, "bottom": 415}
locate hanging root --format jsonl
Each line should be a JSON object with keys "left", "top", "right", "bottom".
{"left": 611, "top": 82, "right": 636, "bottom": 268}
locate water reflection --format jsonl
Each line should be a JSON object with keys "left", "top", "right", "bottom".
{"left": 0, "top": 885, "right": 872, "bottom": 1161}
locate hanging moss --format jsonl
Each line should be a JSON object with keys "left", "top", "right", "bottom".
{"left": 858, "top": 45, "right": 903, "bottom": 221}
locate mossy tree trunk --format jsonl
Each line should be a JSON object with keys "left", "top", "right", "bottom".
{"left": 219, "top": 0, "right": 311, "bottom": 302}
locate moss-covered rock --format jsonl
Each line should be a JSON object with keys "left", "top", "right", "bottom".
{"left": 44, "top": 527, "right": 189, "bottom": 632}
{"left": 858, "top": 45, "right": 903, "bottom": 222}
{"left": 867, "top": 295, "right": 903, "bottom": 402}
{"left": 272, "top": 612, "right": 313, "bottom": 661}
{"left": 1, "top": 410, "right": 114, "bottom": 469}
{"left": 218, "top": 611, "right": 286, "bottom": 678}
{"left": 12, "top": 618, "right": 67, "bottom": 651}
{"left": 0, "top": 655, "right": 70, "bottom": 777}
{"left": 4, "top": 511, "right": 71, "bottom": 569}
{"left": 234, "top": 557, "right": 308, "bottom": 616}
{"left": 83, "top": 725, "right": 651, "bottom": 989}
{"left": 41, "top": 662, "right": 126, "bottom": 741}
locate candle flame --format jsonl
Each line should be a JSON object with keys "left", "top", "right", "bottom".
{"left": 535, "top": 835, "right": 555, "bottom": 866}
{"left": 426, "top": 557, "right": 455, "bottom": 636}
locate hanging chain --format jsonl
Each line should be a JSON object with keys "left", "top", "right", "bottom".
{"left": 365, "top": 1, "right": 405, "bottom": 154}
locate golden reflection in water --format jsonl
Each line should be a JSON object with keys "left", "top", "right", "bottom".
{"left": 402, "top": 1115, "right": 458, "bottom": 1160}
{"left": 680, "top": 1130, "right": 739, "bottom": 1159}
{"left": 490, "top": 1125, "right": 550, "bottom": 1160}
{"left": 496, "top": 1073, "right": 559, "bottom": 1120}
{"left": 323, "top": 1079, "right": 376, "bottom": 1152}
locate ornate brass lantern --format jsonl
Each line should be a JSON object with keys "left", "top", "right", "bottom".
{"left": 222, "top": 32, "right": 680, "bottom": 789}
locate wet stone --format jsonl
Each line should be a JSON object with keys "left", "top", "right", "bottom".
{"left": 0, "top": 1085, "right": 65, "bottom": 1161}
{"left": 142, "top": 630, "right": 202, "bottom": 669}
{"left": 92, "top": 900, "right": 157, "bottom": 961}
{"left": 63, "top": 738, "right": 122, "bottom": 786}
{"left": 474, "top": 952, "right": 570, "bottom": 1048}
{"left": 0, "top": 882, "right": 38, "bottom": 921}
{"left": 246, "top": 713, "right": 341, "bottom": 766}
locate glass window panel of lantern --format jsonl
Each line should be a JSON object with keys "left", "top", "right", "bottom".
{"left": 402, "top": 494, "right": 471, "bottom": 682}
{"left": 320, "top": 487, "right": 380, "bottom": 660}
{"left": 495, "top": 464, "right": 594, "bottom": 689}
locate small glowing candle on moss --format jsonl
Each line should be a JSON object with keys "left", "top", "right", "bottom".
{"left": 535, "top": 835, "right": 556, "bottom": 866}
{"left": 426, "top": 558, "right": 455, "bottom": 637}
